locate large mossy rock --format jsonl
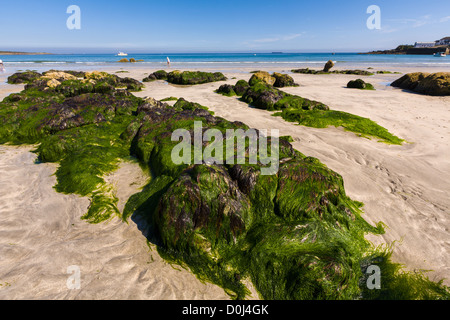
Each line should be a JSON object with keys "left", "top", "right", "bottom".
{"left": 323, "top": 60, "right": 334, "bottom": 72}
{"left": 347, "top": 79, "right": 375, "bottom": 90}
{"left": 233, "top": 80, "right": 250, "bottom": 96}
{"left": 216, "top": 84, "right": 237, "bottom": 96}
{"left": 241, "top": 81, "right": 328, "bottom": 111}
{"left": 248, "top": 71, "right": 276, "bottom": 86}
{"left": 391, "top": 72, "right": 429, "bottom": 91}
{"left": 391, "top": 72, "right": 450, "bottom": 96}
{"left": 143, "top": 70, "right": 169, "bottom": 82}
{"left": 8, "top": 70, "right": 144, "bottom": 93}
{"left": 272, "top": 72, "right": 298, "bottom": 88}
{"left": 292, "top": 68, "right": 373, "bottom": 76}
{"left": 216, "top": 80, "right": 250, "bottom": 97}
{"left": 167, "top": 70, "right": 227, "bottom": 85}
{"left": 43, "top": 70, "right": 86, "bottom": 78}
{"left": 7, "top": 71, "right": 42, "bottom": 84}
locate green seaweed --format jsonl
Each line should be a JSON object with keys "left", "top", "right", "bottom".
{"left": 160, "top": 96, "right": 179, "bottom": 101}
{"left": 274, "top": 109, "right": 403, "bottom": 145}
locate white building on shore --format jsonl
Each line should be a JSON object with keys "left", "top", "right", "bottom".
{"left": 414, "top": 42, "right": 436, "bottom": 48}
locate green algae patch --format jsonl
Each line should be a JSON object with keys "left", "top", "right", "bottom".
{"left": 275, "top": 109, "right": 404, "bottom": 145}
{"left": 160, "top": 96, "right": 179, "bottom": 101}
{"left": 0, "top": 70, "right": 447, "bottom": 301}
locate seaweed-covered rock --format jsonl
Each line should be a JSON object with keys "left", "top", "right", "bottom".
{"left": 272, "top": 72, "right": 298, "bottom": 88}
{"left": 292, "top": 68, "right": 374, "bottom": 76}
{"left": 323, "top": 60, "right": 334, "bottom": 72}
{"left": 242, "top": 81, "right": 328, "bottom": 111}
{"left": 167, "top": 70, "right": 227, "bottom": 85}
{"left": 242, "top": 82, "right": 284, "bottom": 109}
{"left": 143, "top": 70, "right": 169, "bottom": 82}
{"left": 391, "top": 72, "right": 450, "bottom": 96}
{"left": 82, "top": 71, "right": 143, "bottom": 91}
{"left": 347, "top": 79, "right": 375, "bottom": 90}
{"left": 156, "top": 164, "right": 251, "bottom": 249}
{"left": 173, "top": 98, "right": 213, "bottom": 116}
{"left": 137, "top": 97, "right": 170, "bottom": 113}
{"left": 7, "top": 71, "right": 42, "bottom": 84}
{"left": 248, "top": 71, "right": 276, "bottom": 86}
{"left": 42, "top": 70, "right": 86, "bottom": 78}
{"left": 42, "top": 71, "right": 77, "bottom": 82}
{"left": 233, "top": 80, "right": 250, "bottom": 96}
{"left": 291, "top": 68, "right": 317, "bottom": 74}
{"left": 118, "top": 77, "right": 144, "bottom": 91}
{"left": 55, "top": 80, "right": 96, "bottom": 96}
{"left": 153, "top": 70, "right": 168, "bottom": 80}
{"left": 391, "top": 72, "right": 428, "bottom": 91}
{"left": 340, "top": 70, "right": 374, "bottom": 76}
{"left": 46, "top": 79, "right": 61, "bottom": 88}
{"left": 414, "top": 73, "right": 450, "bottom": 96}
{"left": 143, "top": 74, "right": 157, "bottom": 82}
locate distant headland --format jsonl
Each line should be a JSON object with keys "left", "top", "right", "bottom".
{"left": 361, "top": 36, "right": 450, "bottom": 55}
{"left": 0, "top": 51, "right": 52, "bottom": 55}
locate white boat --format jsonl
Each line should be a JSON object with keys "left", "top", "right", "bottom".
{"left": 117, "top": 52, "right": 128, "bottom": 56}
{"left": 434, "top": 52, "right": 446, "bottom": 57}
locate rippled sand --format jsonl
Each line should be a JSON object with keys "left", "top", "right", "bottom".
{"left": 0, "top": 146, "right": 231, "bottom": 299}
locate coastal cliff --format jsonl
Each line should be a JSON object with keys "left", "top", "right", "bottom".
{"left": 361, "top": 45, "right": 449, "bottom": 55}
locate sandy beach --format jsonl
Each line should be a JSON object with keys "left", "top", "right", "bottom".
{"left": 0, "top": 66, "right": 449, "bottom": 299}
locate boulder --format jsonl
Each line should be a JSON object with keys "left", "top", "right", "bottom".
{"left": 42, "top": 71, "right": 77, "bottom": 82}
{"left": 242, "top": 82, "right": 285, "bottom": 110}
{"left": 272, "top": 72, "right": 298, "bottom": 87}
{"left": 323, "top": 60, "right": 334, "bottom": 72}
{"left": 233, "top": 80, "right": 250, "bottom": 96}
{"left": 248, "top": 71, "right": 276, "bottom": 86}
{"left": 414, "top": 72, "right": 450, "bottom": 96}
{"left": 391, "top": 72, "right": 450, "bottom": 96}
{"left": 46, "top": 79, "right": 61, "bottom": 88}
{"left": 216, "top": 84, "right": 236, "bottom": 96}
{"left": 137, "top": 97, "right": 170, "bottom": 113}
{"left": 347, "top": 79, "right": 374, "bottom": 90}
{"left": 153, "top": 70, "right": 168, "bottom": 80}
{"left": 42, "top": 70, "right": 85, "bottom": 78}
{"left": 143, "top": 74, "right": 157, "bottom": 82}
{"left": 167, "top": 70, "right": 227, "bottom": 85}
{"left": 7, "top": 71, "right": 42, "bottom": 84}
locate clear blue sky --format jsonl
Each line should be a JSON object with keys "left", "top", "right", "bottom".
{"left": 1, "top": 0, "right": 449, "bottom": 53}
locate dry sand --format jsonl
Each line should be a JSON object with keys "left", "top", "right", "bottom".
{"left": 0, "top": 67, "right": 448, "bottom": 300}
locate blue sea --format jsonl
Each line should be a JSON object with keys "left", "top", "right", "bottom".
{"left": 1, "top": 52, "right": 449, "bottom": 75}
